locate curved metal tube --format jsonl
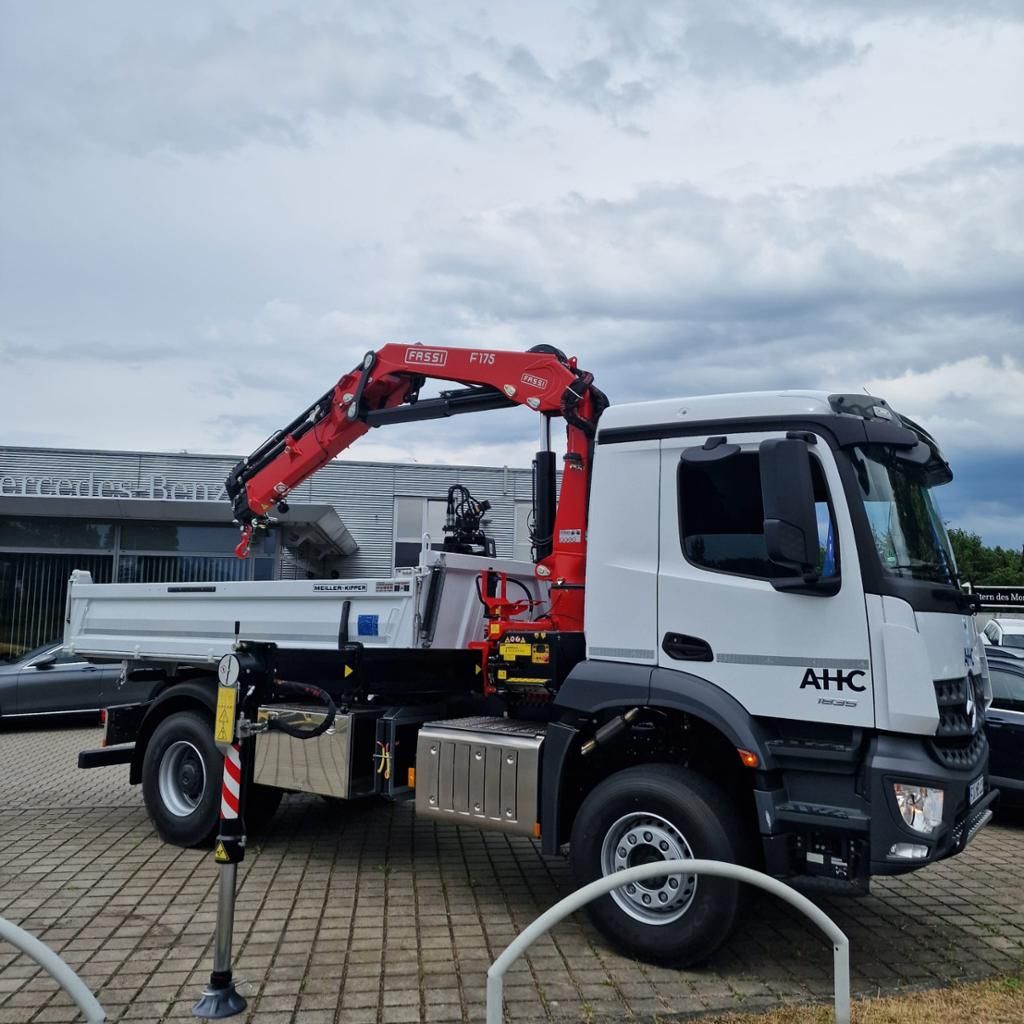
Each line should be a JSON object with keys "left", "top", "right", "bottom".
{"left": 485, "top": 859, "right": 850, "bottom": 1024}
{"left": 0, "top": 916, "right": 106, "bottom": 1022}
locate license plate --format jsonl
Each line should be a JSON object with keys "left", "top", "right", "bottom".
{"left": 969, "top": 775, "right": 985, "bottom": 805}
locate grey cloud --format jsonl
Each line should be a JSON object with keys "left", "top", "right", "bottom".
{"left": 417, "top": 144, "right": 1024, "bottom": 402}
{"left": 591, "top": 0, "right": 865, "bottom": 85}
{"left": 0, "top": 0, "right": 908, "bottom": 164}
{"left": 680, "top": 16, "right": 864, "bottom": 84}
{"left": 1, "top": 6, "right": 475, "bottom": 158}
{"left": 789, "top": 0, "right": 1024, "bottom": 23}
{"left": 556, "top": 58, "right": 654, "bottom": 115}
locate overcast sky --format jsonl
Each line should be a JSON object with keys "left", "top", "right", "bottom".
{"left": 1, "top": 1, "right": 1021, "bottom": 546}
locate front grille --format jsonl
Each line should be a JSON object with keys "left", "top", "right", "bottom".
{"left": 929, "top": 675, "right": 987, "bottom": 771}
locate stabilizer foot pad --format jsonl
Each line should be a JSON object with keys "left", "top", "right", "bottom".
{"left": 192, "top": 984, "right": 247, "bottom": 1019}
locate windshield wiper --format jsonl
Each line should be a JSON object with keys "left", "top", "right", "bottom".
{"left": 884, "top": 561, "right": 954, "bottom": 584}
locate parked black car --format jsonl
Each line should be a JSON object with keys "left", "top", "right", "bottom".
{"left": 986, "top": 652, "right": 1024, "bottom": 809}
{"left": 0, "top": 642, "right": 132, "bottom": 719}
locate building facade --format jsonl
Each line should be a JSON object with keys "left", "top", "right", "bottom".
{"left": 0, "top": 446, "right": 536, "bottom": 659}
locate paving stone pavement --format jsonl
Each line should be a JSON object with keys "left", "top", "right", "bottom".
{"left": 1, "top": 722, "right": 1022, "bottom": 1023}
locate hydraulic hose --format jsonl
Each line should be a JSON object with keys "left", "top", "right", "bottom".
{"left": 265, "top": 680, "right": 337, "bottom": 739}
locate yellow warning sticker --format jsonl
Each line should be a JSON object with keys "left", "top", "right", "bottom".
{"left": 499, "top": 643, "right": 532, "bottom": 659}
{"left": 214, "top": 841, "right": 229, "bottom": 863}
{"left": 214, "top": 687, "right": 236, "bottom": 746}
{"left": 343, "top": 664, "right": 354, "bottom": 678}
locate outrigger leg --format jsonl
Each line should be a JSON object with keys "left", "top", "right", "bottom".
{"left": 192, "top": 653, "right": 254, "bottom": 1019}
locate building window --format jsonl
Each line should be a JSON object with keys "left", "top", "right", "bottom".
{"left": 120, "top": 523, "right": 244, "bottom": 553}
{"left": 514, "top": 502, "right": 534, "bottom": 562}
{"left": 0, "top": 552, "right": 114, "bottom": 660}
{"left": 394, "top": 497, "right": 447, "bottom": 568}
{"left": 118, "top": 523, "right": 277, "bottom": 583}
{"left": 0, "top": 517, "right": 114, "bottom": 550}
{"left": 678, "top": 450, "right": 837, "bottom": 580}
{"left": 0, "top": 517, "right": 279, "bottom": 658}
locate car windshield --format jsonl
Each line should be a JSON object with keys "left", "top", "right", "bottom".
{"left": 850, "top": 445, "right": 957, "bottom": 586}
{"left": 14, "top": 642, "right": 59, "bottom": 665}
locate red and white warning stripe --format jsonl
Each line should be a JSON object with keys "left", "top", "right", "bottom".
{"left": 220, "top": 743, "right": 242, "bottom": 820}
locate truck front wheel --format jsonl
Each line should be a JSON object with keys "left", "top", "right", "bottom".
{"left": 569, "top": 764, "right": 744, "bottom": 966}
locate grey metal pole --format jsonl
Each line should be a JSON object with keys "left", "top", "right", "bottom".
{"left": 485, "top": 859, "right": 850, "bottom": 1024}
{"left": 833, "top": 937, "right": 851, "bottom": 1024}
{"left": 0, "top": 916, "right": 106, "bottom": 1023}
{"left": 191, "top": 858, "right": 247, "bottom": 1019}
{"left": 213, "top": 863, "right": 238, "bottom": 975}
{"left": 192, "top": 731, "right": 248, "bottom": 1020}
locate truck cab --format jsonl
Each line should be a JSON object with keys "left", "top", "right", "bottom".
{"left": 559, "top": 389, "right": 992, "bottom": 896}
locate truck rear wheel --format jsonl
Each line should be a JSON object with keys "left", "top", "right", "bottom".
{"left": 141, "top": 710, "right": 282, "bottom": 847}
{"left": 569, "top": 764, "right": 743, "bottom": 966}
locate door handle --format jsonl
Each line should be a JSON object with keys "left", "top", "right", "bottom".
{"left": 662, "top": 633, "right": 713, "bottom": 662}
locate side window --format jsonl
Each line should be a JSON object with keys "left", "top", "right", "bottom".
{"left": 679, "top": 450, "right": 838, "bottom": 580}
{"left": 513, "top": 502, "right": 534, "bottom": 562}
{"left": 394, "top": 497, "right": 447, "bottom": 568}
{"left": 989, "top": 667, "right": 1024, "bottom": 713}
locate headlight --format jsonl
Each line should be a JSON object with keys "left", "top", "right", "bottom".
{"left": 893, "top": 783, "right": 944, "bottom": 834}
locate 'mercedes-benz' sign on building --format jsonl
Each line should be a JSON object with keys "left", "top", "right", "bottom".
{"left": 0, "top": 472, "right": 228, "bottom": 502}
{"left": 973, "top": 585, "right": 1024, "bottom": 610}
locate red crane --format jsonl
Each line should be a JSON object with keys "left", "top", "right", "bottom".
{"left": 225, "top": 343, "right": 607, "bottom": 636}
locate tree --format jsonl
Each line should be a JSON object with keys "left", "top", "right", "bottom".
{"left": 947, "top": 528, "right": 1024, "bottom": 585}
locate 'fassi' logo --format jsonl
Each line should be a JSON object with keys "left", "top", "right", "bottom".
{"left": 521, "top": 372, "right": 549, "bottom": 389}
{"left": 405, "top": 347, "right": 448, "bottom": 367}
{"left": 800, "top": 668, "right": 866, "bottom": 692}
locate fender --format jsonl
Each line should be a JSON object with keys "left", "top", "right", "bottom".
{"left": 128, "top": 677, "right": 218, "bottom": 784}
{"left": 543, "top": 661, "right": 775, "bottom": 855}
{"left": 554, "top": 660, "right": 774, "bottom": 770}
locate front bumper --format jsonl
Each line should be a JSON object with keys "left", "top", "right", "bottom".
{"left": 757, "top": 731, "right": 996, "bottom": 884}
{"left": 867, "top": 734, "right": 996, "bottom": 874}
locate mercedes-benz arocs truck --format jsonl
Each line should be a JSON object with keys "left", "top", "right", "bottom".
{"left": 71, "top": 344, "right": 994, "bottom": 965}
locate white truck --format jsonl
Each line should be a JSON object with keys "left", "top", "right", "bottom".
{"left": 71, "top": 343, "right": 994, "bottom": 966}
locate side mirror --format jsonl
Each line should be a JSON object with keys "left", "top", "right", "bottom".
{"left": 34, "top": 653, "right": 57, "bottom": 669}
{"left": 759, "top": 438, "right": 820, "bottom": 576}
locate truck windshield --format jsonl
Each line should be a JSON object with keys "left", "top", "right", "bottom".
{"left": 850, "top": 445, "right": 957, "bottom": 586}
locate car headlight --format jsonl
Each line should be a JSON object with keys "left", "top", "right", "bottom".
{"left": 892, "top": 783, "right": 944, "bottom": 835}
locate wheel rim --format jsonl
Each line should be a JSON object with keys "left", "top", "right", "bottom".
{"left": 158, "top": 740, "right": 206, "bottom": 817}
{"left": 600, "top": 811, "right": 697, "bottom": 925}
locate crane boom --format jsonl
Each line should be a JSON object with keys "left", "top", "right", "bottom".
{"left": 225, "top": 343, "right": 608, "bottom": 632}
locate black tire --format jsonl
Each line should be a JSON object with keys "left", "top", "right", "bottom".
{"left": 569, "top": 764, "right": 744, "bottom": 967}
{"left": 142, "top": 710, "right": 221, "bottom": 847}
{"left": 141, "top": 710, "right": 285, "bottom": 847}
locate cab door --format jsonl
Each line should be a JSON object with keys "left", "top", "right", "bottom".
{"left": 657, "top": 430, "right": 874, "bottom": 727}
